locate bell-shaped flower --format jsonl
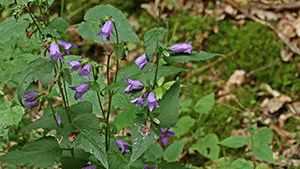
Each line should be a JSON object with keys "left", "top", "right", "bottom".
{"left": 123, "top": 77, "right": 143, "bottom": 93}
{"left": 78, "top": 64, "right": 91, "bottom": 80}
{"left": 144, "top": 92, "right": 159, "bottom": 112}
{"left": 49, "top": 43, "right": 65, "bottom": 62}
{"left": 68, "top": 60, "right": 82, "bottom": 73}
{"left": 135, "top": 53, "right": 154, "bottom": 73}
{"left": 144, "top": 163, "right": 157, "bottom": 169}
{"left": 96, "top": 20, "right": 113, "bottom": 41}
{"left": 55, "top": 115, "right": 61, "bottom": 124}
{"left": 82, "top": 166, "right": 96, "bottom": 169}
{"left": 58, "top": 39, "right": 77, "bottom": 55}
{"left": 130, "top": 93, "right": 147, "bottom": 107}
{"left": 170, "top": 39, "right": 192, "bottom": 54}
{"left": 69, "top": 83, "right": 89, "bottom": 101}
{"left": 115, "top": 139, "right": 131, "bottom": 153}
{"left": 159, "top": 126, "right": 175, "bottom": 147}
{"left": 23, "top": 91, "right": 39, "bottom": 109}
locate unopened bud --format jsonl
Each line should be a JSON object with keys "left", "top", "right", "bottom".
{"left": 153, "top": 118, "right": 160, "bottom": 124}
{"left": 163, "top": 50, "right": 170, "bottom": 57}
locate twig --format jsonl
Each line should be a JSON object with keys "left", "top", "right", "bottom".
{"left": 247, "top": 57, "right": 280, "bottom": 77}
{"left": 180, "top": 50, "right": 238, "bottom": 83}
{"left": 254, "top": 1, "right": 300, "bottom": 11}
{"left": 224, "top": 0, "right": 300, "bottom": 56}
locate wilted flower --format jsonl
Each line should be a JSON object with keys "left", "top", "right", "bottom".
{"left": 96, "top": 20, "right": 113, "bottom": 41}
{"left": 170, "top": 39, "right": 192, "bottom": 54}
{"left": 144, "top": 163, "right": 157, "bottom": 169}
{"left": 82, "top": 165, "right": 96, "bottom": 169}
{"left": 144, "top": 92, "right": 159, "bottom": 112}
{"left": 58, "top": 39, "right": 77, "bottom": 55}
{"left": 68, "top": 60, "right": 82, "bottom": 73}
{"left": 123, "top": 77, "right": 143, "bottom": 93}
{"left": 141, "top": 129, "right": 151, "bottom": 136}
{"left": 130, "top": 93, "right": 147, "bottom": 107}
{"left": 23, "top": 91, "right": 39, "bottom": 109}
{"left": 55, "top": 115, "right": 61, "bottom": 125}
{"left": 78, "top": 64, "right": 91, "bottom": 80}
{"left": 135, "top": 53, "right": 154, "bottom": 73}
{"left": 49, "top": 43, "right": 64, "bottom": 62}
{"left": 69, "top": 83, "right": 89, "bottom": 101}
{"left": 115, "top": 139, "right": 131, "bottom": 153}
{"left": 160, "top": 126, "right": 175, "bottom": 147}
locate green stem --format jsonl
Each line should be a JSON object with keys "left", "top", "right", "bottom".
{"left": 91, "top": 66, "right": 105, "bottom": 117}
{"left": 157, "top": 5, "right": 161, "bottom": 29}
{"left": 45, "top": 97, "right": 59, "bottom": 126}
{"left": 60, "top": 0, "right": 64, "bottom": 17}
{"left": 26, "top": 5, "right": 44, "bottom": 38}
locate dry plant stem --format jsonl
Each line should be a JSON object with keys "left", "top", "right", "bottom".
{"left": 224, "top": 0, "right": 300, "bottom": 56}
{"left": 180, "top": 50, "right": 238, "bottom": 83}
{"left": 254, "top": 1, "right": 300, "bottom": 11}
{"left": 247, "top": 57, "right": 280, "bottom": 77}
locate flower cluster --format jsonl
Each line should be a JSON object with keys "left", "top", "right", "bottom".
{"left": 170, "top": 39, "right": 192, "bottom": 54}
{"left": 115, "top": 139, "right": 131, "bottom": 153}
{"left": 49, "top": 40, "right": 77, "bottom": 63}
{"left": 96, "top": 20, "right": 113, "bottom": 41}
{"left": 135, "top": 53, "right": 154, "bottom": 73}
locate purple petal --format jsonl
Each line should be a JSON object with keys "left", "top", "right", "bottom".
{"left": 115, "top": 139, "right": 131, "bottom": 153}
{"left": 82, "top": 165, "right": 96, "bottom": 169}
{"left": 78, "top": 64, "right": 91, "bottom": 80}
{"left": 55, "top": 115, "right": 61, "bottom": 124}
{"left": 160, "top": 134, "right": 168, "bottom": 147}
{"left": 170, "top": 39, "right": 192, "bottom": 54}
{"left": 68, "top": 60, "right": 82, "bottom": 73}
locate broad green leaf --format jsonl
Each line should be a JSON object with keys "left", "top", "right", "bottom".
{"left": 78, "top": 5, "right": 140, "bottom": 43}
{"left": 171, "top": 116, "right": 195, "bottom": 137}
{"left": 128, "top": 117, "right": 160, "bottom": 166}
{"left": 156, "top": 77, "right": 180, "bottom": 128}
{"left": 254, "top": 127, "right": 273, "bottom": 144}
{"left": 163, "top": 140, "right": 184, "bottom": 162}
{"left": 69, "top": 101, "right": 93, "bottom": 117}
{"left": 0, "top": 0, "right": 14, "bottom": 6}
{"left": 143, "top": 143, "right": 163, "bottom": 161}
{"left": 219, "top": 136, "right": 248, "bottom": 148}
{"left": 253, "top": 144, "right": 274, "bottom": 163}
{"left": 255, "top": 163, "right": 269, "bottom": 169}
{"left": 194, "top": 92, "right": 215, "bottom": 114}
{"left": 60, "top": 148, "right": 90, "bottom": 169}
{"left": 114, "top": 109, "right": 138, "bottom": 131}
{"left": 0, "top": 15, "right": 29, "bottom": 42}
{"left": 144, "top": 28, "right": 167, "bottom": 57}
{"left": 231, "top": 158, "right": 253, "bottom": 169}
{"left": 62, "top": 68, "right": 72, "bottom": 85}
{"left": 211, "top": 157, "right": 232, "bottom": 169}
{"left": 189, "top": 134, "right": 220, "bottom": 160}
{"left": 158, "top": 162, "right": 188, "bottom": 169}
{"left": 0, "top": 137, "right": 62, "bottom": 168}
{"left": 42, "top": 17, "right": 69, "bottom": 38}
{"left": 21, "top": 114, "right": 57, "bottom": 131}
{"left": 17, "top": 58, "right": 55, "bottom": 106}
{"left": 112, "top": 93, "right": 138, "bottom": 109}
{"left": 0, "top": 99, "right": 24, "bottom": 129}
{"left": 16, "top": 0, "right": 30, "bottom": 4}
{"left": 164, "top": 51, "right": 223, "bottom": 64}
{"left": 89, "top": 81, "right": 101, "bottom": 92}
{"left": 114, "top": 44, "right": 124, "bottom": 59}
{"left": 252, "top": 127, "right": 274, "bottom": 163}
{"left": 108, "top": 151, "right": 143, "bottom": 169}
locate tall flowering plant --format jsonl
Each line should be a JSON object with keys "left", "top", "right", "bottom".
{"left": 0, "top": 2, "right": 220, "bottom": 169}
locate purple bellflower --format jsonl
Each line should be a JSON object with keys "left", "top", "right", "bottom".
{"left": 170, "top": 39, "right": 192, "bottom": 54}
{"left": 115, "top": 139, "right": 131, "bottom": 153}
{"left": 49, "top": 43, "right": 65, "bottom": 62}
{"left": 23, "top": 91, "right": 39, "bottom": 109}
{"left": 135, "top": 53, "right": 154, "bottom": 73}
{"left": 96, "top": 20, "right": 113, "bottom": 41}
{"left": 124, "top": 77, "right": 143, "bottom": 93}
{"left": 55, "top": 115, "right": 61, "bottom": 124}
{"left": 69, "top": 83, "right": 89, "bottom": 101}
{"left": 144, "top": 163, "right": 157, "bottom": 169}
{"left": 160, "top": 126, "right": 175, "bottom": 147}
{"left": 82, "top": 165, "right": 96, "bottom": 169}
{"left": 144, "top": 92, "right": 159, "bottom": 112}
{"left": 68, "top": 60, "right": 82, "bottom": 73}
{"left": 78, "top": 64, "right": 91, "bottom": 80}
{"left": 130, "top": 93, "right": 147, "bottom": 108}
{"left": 58, "top": 39, "right": 77, "bottom": 55}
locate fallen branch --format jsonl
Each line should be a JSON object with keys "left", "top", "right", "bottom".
{"left": 254, "top": 1, "right": 300, "bottom": 11}
{"left": 247, "top": 57, "right": 280, "bottom": 77}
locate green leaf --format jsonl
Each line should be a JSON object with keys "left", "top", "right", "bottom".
{"left": 16, "top": 0, "right": 30, "bottom": 4}
{"left": 21, "top": 114, "right": 57, "bottom": 131}
{"left": 254, "top": 127, "right": 273, "bottom": 144}
{"left": 17, "top": 58, "right": 55, "bottom": 106}
{"left": 144, "top": 27, "right": 167, "bottom": 57}
{"left": 78, "top": 5, "right": 140, "bottom": 43}
{"left": 128, "top": 117, "right": 160, "bottom": 166}
{"left": 164, "top": 51, "right": 223, "bottom": 64}
{"left": 189, "top": 134, "right": 220, "bottom": 160}
{"left": 143, "top": 143, "right": 163, "bottom": 161}
{"left": 0, "top": 15, "right": 29, "bottom": 42}
{"left": 114, "top": 44, "right": 124, "bottom": 59}
{"left": 163, "top": 140, "right": 184, "bottom": 162}
{"left": 171, "top": 116, "right": 195, "bottom": 137}
{"left": 112, "top": 93, "right": 138, "bottom": 109}
{"left": 219, "top": 136, "right": 248, "bottom": 148}
{"left": 156, "top": 78, "right": 180, "bottom": 128}
{"left": 158, "top": 162, "right": 188, "bottom": 169}
{"left": 194, "top": 92, "right": 215, "bottom": 114}
{"left": 252, "top": 127, "right": 274, "bottom": 163}
{"left": 42, "top": 17, "right": 69, "bottom": 38}
{"left": 89, "top": 81, "right": 101, "bottom": 92}
{"left": 114, "top": 109, "right": 138, "bottom": 131}
{"left": 0, "top": 0, "right": 14, "bottom": 6}
{"left": 69, "top": 101, "right": 93, "bottom": 117}
{"left": 108, "top": 150, "right": 143, "bottom": 169}
{"left": 0, "top": 99, "right": 25, "bottom": 129}
{"left": 255, "top": 163, "right": 270, "bottom": 169}
{"left": 0, "top": 137, "right": 62, "bottom": 168}
{"left": 253, "top": 144, "right": 274, "bottom": 163}
{"left": 62, "top": 68, "right": 72, "bottom": 85}
{"left": 231, "top": 158, "right": 253, "bottom": 169}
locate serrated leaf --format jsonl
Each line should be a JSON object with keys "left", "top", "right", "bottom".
{"left": 194, "top": 92, "right": 215, "bottom": 114}
{"left": 114, "top": 44, "right": 124, "bottom": 59}
{"left": 42, "top": 17, "right": 69, "bottom": 38}
{"left": 255, "top": 163, "right": 269, "bottom": 169}
{"left": 252, "top": 127, "right": 274, "bottom": 163}
{"left": 69, "top": 101, "right": 93, "bottom": 117}
{"left": 0, "top": 15, "right": 29, "bottom": 42}
{"left": 21, "top": 114, "right": 57, "bottom": 131}
{"left": 128, "top": 117, "right": 160, "bottom": 166}
{"left": 0, "top": 99, "right": 25, "bottom": 129}
{"left": 163, "top": 140, "right": 184, "bottom": 162}
{"left": 254, "top": 127, "right": 273, "bottom": 144}
{"left": 108, "top": 150, "right": 143, "bottom": 169}
{"left": 219, "top": 136, "right": 248, "bottom": 148}
{"left": 112, "top": 93, "right": 138, "bottom": 109}
{"left": 78, "top": 5, "right": 140, "bottom": 43}
{"left": 143, "top": 143, "right": 163, "bottom": 161}
{"left": 144, "top": 28, "right": 167, "bottom": 57}
{"left": 0, "top": 137, "right": 62, "bottom": 168}
{"left": 114, "top": 109, "right": 138, "bottom": 131}
{"left": 164, "top": 51, "right": 223, "bottom": 63}
{"left": 189, "top": 134, "right": 220, "bottom": 160}
{"left": 171, "top": 116, "right": 195, "bottom": 137}
{"left": 253, "top": 144, "right": 274, "bottom": 163}
{"left": 231, "top": 158, "right": 253, "bottom": 169}
{"left": 155, "top": 78, "right": 180, "bottom": 128}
